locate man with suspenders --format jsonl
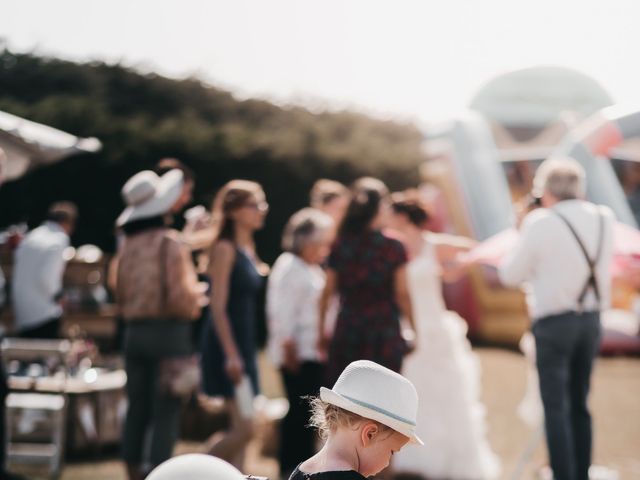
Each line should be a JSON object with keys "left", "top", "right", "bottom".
{"left": 500, "top": 157, "right": 615, "bottom": 480}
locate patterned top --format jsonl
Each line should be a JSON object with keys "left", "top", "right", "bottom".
{"left": 116, "top": 228, "right": 201, "bottom": 321}
{"left": 326, "top": 230, "right": 408, "bottom": 384}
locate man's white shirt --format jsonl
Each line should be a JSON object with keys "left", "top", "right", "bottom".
{"left": 499, "top": 200, "right": 615, "bottom": 320}
{"left": 11, "top": 221, "right": 70, "bottom": 331}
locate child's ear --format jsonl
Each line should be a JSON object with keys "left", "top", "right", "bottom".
{"left": 360, "top": 422, "right": 379, "bottom": 447}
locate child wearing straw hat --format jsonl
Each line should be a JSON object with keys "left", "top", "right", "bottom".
{"left": 290, "top": 360, "right": 422, "bottom": 479}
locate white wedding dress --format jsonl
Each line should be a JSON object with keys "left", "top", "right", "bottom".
{"left": 394, "top": 235, "right": 501, "bottom": 480}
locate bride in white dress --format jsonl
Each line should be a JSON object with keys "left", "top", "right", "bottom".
{"left": 389, "top": 191, "right": 501, "bottom": 480}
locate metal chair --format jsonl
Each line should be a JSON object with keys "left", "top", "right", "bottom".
{"left": 1, "top": 338, "right": 71, "bottom": 479}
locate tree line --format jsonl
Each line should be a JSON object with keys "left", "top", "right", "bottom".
{"left": 0, "top": 48, "right": 426, "bottom": 261}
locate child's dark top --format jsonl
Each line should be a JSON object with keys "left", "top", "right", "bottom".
{"left": 289, "top": 465, "right": 367, "bottom": 480}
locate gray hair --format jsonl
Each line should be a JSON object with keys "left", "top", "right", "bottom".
{"left": 533, "top": 157, "right": 586, "bottom": 201}
{"left": 281, "top": 208, "right": 334, "bottom": 255}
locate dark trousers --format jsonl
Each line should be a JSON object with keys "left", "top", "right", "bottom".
{"left": 18, "top": 317, "right": 61, "bottom": 339}
{"left": 0, "top": 360, "right": 7, "bottom": 471}
{"left": 279, "top": 361, "right": 324, "bottom": 476}
{"left": 533, "top": 311, "right": 601, "bottom": 480}
{"left": 121, "top": 321, "right": 192, "bottom": 468}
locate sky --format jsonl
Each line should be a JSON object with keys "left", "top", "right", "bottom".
{"left": 1, "top": 0, "right": 639, "bottom": 125}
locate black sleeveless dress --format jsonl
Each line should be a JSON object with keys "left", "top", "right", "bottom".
{"left": 289, "top": 465, "right": 366, "bottom": 480}
{"left": 200, "top": 248, "right": 263, "bottom": 397}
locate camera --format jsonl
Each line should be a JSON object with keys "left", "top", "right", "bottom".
{"left": 525, "top": 193, "right": 542, "bottom": 210}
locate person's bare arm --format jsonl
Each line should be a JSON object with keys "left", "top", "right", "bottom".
{"left": 182, "top": 227, "right": 216, "bottom": 252}
{"left": 432, "top": 233, "right": 476, "bottom": 283}
{"left": 209, "top": 240, "right": 243, "bottom": 384}
{"left": 107, "top": 255, "right": 119, "bottom": 296}
{"left": 317, "top": 269, "right": 337, "bottom": 359}
{"left": 394, "top": 265, "right": 416, "bottom": 349}
{"left": 432, "top": 232, "right": 476, "bottom": 250}
{"left": 165, "top": 236, "right": 206, "bottom": 319}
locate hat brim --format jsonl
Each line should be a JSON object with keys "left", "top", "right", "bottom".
{"left": 319, "top": 387, "right": 423, "bottom": 445}
{"left": 117, "top": 170, "right": 184, "bottom": 227}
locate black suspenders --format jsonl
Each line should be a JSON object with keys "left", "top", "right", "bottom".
{"left": 552, "top": 209, "right": 605, "bottom": 313}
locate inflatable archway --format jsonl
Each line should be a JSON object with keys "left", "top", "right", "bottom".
{"left": 422, "top": 106, "right": 640, "bottom": 349}
{"left": 553, "top": 105, "right": 640, "bottom": 227}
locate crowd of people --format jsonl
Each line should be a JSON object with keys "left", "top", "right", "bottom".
{"left": 107, "top": 163, "right": 507, "bottom": 480}
{"left": 0, "top": 146, "right": 615, "bottom": 480}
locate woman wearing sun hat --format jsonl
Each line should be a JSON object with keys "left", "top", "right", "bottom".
{"left": 290, "top": 359, "right": 422, "bottom": 480}
{"left": 115, "top": 169, "right": 207, "bottom": 480}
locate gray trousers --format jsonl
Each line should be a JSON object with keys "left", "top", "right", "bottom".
{"left": 532, "top": 311, "right": 601, "bottom": 480}
{"left": 121, "top": 321, "right": 193, "bottom": 468}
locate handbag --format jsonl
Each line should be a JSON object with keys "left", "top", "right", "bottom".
{"left": 156, "top": 235, "right": 201, "bottom": 398}
{"left": 159, "top": 355, "right": 200, "bottom": 398}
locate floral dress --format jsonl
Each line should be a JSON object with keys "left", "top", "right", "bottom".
{"left": 326, "top": 230, "right": 408, "bottom": 385}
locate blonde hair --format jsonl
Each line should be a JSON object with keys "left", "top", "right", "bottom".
{"left": 308, "top": 397, "right": 391, "bottom": 440}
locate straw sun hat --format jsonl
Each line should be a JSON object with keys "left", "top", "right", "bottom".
{"left": 320, "top": 360, "right": 423, "bottom": 445}
{"left": 117, "top": 169, "right": 184, "bottom": 227}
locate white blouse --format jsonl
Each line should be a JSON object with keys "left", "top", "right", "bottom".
{"left": 266, "top": 252, "right": 325, "bottom": 367}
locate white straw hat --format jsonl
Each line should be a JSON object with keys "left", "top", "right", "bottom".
{"left": 147, "top": 454, "right": 245, "bottom": 480}
{"left": 320, "top": 360, "right": 423, "bottom": 445}
{"left": 117, "top": 169, "right": 184, "bottom": 227}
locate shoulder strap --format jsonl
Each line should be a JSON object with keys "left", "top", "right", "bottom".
{"left": 552, "top": 209, "right": 604, "bottom": 311}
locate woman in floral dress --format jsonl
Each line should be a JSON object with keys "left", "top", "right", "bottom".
{"left": 318, "top": 177, "right": 415, "bottom": 385}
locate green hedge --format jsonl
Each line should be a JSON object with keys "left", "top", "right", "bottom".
{"left": 0, "top": 49, "right": 425, "bottom": 262}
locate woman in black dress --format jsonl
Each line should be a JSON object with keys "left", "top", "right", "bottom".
{"left": 200, "top": 180, "right": 268, "bottom": 470}
{"left": 318, "top": 177, "right": 416, "bottom": 385}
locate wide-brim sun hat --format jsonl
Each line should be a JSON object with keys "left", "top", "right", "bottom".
{"left": 117, "top": 169, "right": 184, "bottom": 227}
{"left": 320, "top": 359, "right": 423, "bottom": 445}
{"left": 146, "top": 454, "right": 245, "bottom": 480}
